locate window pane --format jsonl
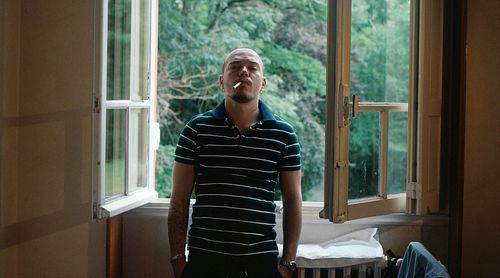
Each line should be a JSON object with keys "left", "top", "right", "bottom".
{"left": 129, "top": 109, "right": 149, "bottom": 192}
{"left": 349, "top": 112, "right": 380, "bottom": 199}
{"left": 349, "top": 0, "right": 410, "bottom": 201}
{"left": 106, "top": 109, "right": 127, "bottom": 198}
{"left": 107, "top": 0, "right": 131, "bottom": 100}
{"left": 130, "top": 0, "right": 151, "bottom": 100}
{"left": 388, "top": 111, "right": 407, "bottom": 194}
{"left": 107, "top": 0, "right": 150, "bottom": 101}
{"left": 350, "top": 0, "right": 410, "bottom": 102}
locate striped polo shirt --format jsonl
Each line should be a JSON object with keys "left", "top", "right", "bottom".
{"left": 174, "top": 100, "right": 301, "bottom": 257}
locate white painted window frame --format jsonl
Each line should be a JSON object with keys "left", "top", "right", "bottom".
{"left": 92, "top": 0, "right": 160, "bottom": 220}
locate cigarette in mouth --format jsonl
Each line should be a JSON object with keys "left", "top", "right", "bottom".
{"left": 233, "top": 82, "right": 242, "bottom": 89}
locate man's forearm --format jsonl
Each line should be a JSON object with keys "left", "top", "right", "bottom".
{"left": 169, "top": 163, "right": 195, "bottom": 278}
{"left": 280, "top": 170, "right": 302, "bottom": 262}
{"left": 168, "top": 200, "right": 190, "bottom": 257}
{"left": 282, "top": 198, "right": 302, "bottom": 260}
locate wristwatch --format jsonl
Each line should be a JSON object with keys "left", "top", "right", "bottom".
{"left": 279, "top": 259, "right": 297, "bottom": 272}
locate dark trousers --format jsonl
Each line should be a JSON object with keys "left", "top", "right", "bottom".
{"left": 181, "top": 251, "right": 280, "bottom": 278}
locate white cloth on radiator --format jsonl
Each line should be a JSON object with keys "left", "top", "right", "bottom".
{"left": 278, "top": 227, "right": 384, "bottom": 268}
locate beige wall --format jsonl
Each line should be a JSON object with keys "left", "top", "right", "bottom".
{"left": 462, "top": 0, "right": 500, "bottom": 277}
{"left": 0, "top": 0, "right": 106, "bottom": 277}
{"left": 1, "top": 0, "right": 499, "bottom": 277}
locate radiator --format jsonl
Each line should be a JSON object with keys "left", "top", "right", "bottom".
{"left": 297, "top": 261, "right": 382, "bottom": 278}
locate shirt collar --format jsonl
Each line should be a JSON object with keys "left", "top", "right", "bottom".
{"left": 211, "top": 100, "right": 276, "bottom": 122}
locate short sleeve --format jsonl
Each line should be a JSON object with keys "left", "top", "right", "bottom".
{"left": 279, "top": 130, "right": 301, "bottom": 171}
{"left": 174, "top": 120, "right": 198, "bottom": 165}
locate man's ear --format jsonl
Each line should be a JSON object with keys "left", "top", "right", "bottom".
{"left": 261, "top": 77, "right": 267, "bottom": 89}
{"left": 219, "top": 75, "right": 224, "bottom": 89}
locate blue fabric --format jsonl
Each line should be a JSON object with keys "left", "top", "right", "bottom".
{"left": 398, "top": 242, "right": 449, "bottom": 278}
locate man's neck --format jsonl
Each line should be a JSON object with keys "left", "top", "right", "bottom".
{"left": 224, "top": 98, "right": 260, "bottom": 133}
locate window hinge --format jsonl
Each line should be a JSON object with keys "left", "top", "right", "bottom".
{"left": 147, "top": 71, "right": 151, "bottom": 98}
{"left": 407, "top": 182, "right": 420, "bottom": 200}
{"left": 334, "top": 211, "right": 346, "bottom": 223}
{"left": 93, "top": 96, "right": 100, "bottom": 113}
{"left": 336, "top": 161, "right": 347, "bottom": 168}
{"left": 93, "top": 202, "right": 101, "bottom": 220}
{"left": 338, "top": 84, "right": 351, "bottom": 128}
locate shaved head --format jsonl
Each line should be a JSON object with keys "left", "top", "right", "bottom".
{"left": 222, "top": 48, "right": 264, "bottom": 74}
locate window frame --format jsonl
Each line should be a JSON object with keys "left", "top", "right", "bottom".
{"left": 149, "top": 0, "right": 443, "bottom": 223}
{"left": 322, "top": 0, "right": 443, "bottom": 222}
{"left": 92, "top": 0, "right": 160, "bottom": 220}
{"left": 410, "top": 0, "right": 444, "bottom": 215}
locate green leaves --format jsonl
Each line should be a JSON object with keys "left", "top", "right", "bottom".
{"left": 156, "top": 0, "right": 410, "bottom": 200}
{"left": 262, "top": 45, "right": 326, "bottom": 97}
{"left": 157, "top": 0, "right": 329, "bottom": 199}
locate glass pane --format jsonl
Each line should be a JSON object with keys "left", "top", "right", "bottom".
{"left": 388, "top": 111, "right": 408, "bottom": 194}
{"left": 130, "top": 0, "right": 151, "bottom": 100}
{"left": 129, "top": 109, "right": 149, "bottom": 192}
{"left": 107, "top": 0, "right": 150, "bottom": 101}
{"left": 350, "top": 0, "right": 410, "bottom": 102}
{"left": 349, "top": 112, "right": 380, "bottom": 200}
{"left": 106, "top": 109, "right": 127, "bottom": 198}
{"left": 107, "top": 0, "right": 131, "bottom": 100}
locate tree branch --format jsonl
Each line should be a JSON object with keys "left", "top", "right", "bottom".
{"left": 206, "top": 0, "right": 273, "bottom": 31}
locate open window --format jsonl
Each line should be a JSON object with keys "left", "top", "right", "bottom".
{"left": 92, "top": 0, "right": 160, "bottom": 219}
{"left": 154, "top": 0, "right": 443, "bottom": 222}
{"left": 322, "top": 0, "right": 443, "bottom": 222}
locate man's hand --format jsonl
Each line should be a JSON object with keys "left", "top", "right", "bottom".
{"left": 277, "top": 264, "right": 293, "bottom": 278}
{"left": 171, "top": 259, "right": 186, "bottom": 278}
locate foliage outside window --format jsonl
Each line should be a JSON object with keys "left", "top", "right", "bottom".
{"left": 348, "top": 0, "right": 410, "bottom": 199}
{"left": 155, "top": 0, "right": 410, "bottom": 203}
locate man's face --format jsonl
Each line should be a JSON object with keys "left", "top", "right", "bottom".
{"left": 219, "top": 48, "right": 266, "bottom": 104}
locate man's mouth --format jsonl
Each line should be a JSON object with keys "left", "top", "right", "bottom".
{"left": 233, "top": 79, "right": 251, "bottom": 89}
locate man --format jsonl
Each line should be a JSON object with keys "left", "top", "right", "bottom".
{"left": 168, "top": 48, "right": 302, "bottom": 278}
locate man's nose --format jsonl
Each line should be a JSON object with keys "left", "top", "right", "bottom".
{"left": 239, "top": 66, "right": 249, "bottom": 76}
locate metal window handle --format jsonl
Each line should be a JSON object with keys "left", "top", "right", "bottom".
{"left": 338, "top": 85, "right": 359, "bottom": 127}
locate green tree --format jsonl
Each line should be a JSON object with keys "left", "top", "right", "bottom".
{"left": 157, "top": 0, "right": 328, "bottom": 200}
{"left": 156, "top": 0, "right": 410, "bottom": 201}
{"left": 348, "top": 0, "right": 410, "bottom": 198}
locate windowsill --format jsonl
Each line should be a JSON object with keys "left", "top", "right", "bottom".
{"left": 141, "top": 198, "right": 448, "bottom": 226}
{"left": 101, "top": 188, "right": 158, "bottom": 218}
